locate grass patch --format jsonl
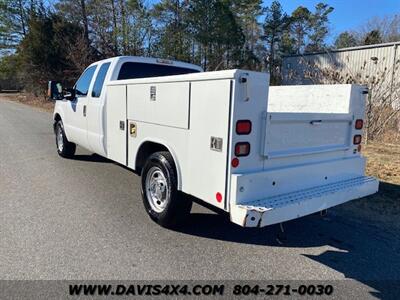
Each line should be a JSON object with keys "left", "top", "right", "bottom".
{"left": 336, "top": 143, "right": 400, "bottom": 231}
{"left": 364, "top": 143, "right": 400, "bottom": 185}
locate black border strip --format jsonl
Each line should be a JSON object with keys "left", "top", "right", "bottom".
{"left": 223, "top": 80, "right": 234, "bottom": 211}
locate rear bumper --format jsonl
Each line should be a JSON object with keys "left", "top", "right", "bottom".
{"left": 230, "top": 176, "right": 379, "bottom": 227}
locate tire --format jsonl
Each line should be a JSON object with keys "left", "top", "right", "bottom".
{"left": 141, "top": 151, "right": 192, "bottom": 228}
{"left": 55, "top": 120, "right": 76, "bottom": 158}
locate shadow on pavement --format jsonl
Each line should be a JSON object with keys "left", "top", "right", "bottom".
{"left": 72, "top": 152, "right": 400, "bottom": 298}
{"left": 173, "top": 184, "right": 400, "bottom": 299}
{"left": 71, "top": 153, "right": 111, "bottom": 163}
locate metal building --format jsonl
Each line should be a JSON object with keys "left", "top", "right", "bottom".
{"left": 282, "top": 41, "right": 400, "bottom": 88}
{"left": 281, "top": 42, "right": 400, "bottom": 136}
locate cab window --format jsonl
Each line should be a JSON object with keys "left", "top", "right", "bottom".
{"left": 75, "top": 65, "right": 97, "bottom": 96}
{"left": 92, "top": 63, "right": 110, "bottom": 98}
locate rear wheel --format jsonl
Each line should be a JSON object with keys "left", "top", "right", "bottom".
{"left": 55, "top": 120, "right": 76, "bottom": 158}
{"left": 141, "top": 151, "right": 192, "bottom": 228}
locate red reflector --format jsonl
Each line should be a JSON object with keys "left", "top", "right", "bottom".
{"left": 231, "top": 157, "right": 239, "bottom": 168}
{"left": 236, "top": 120, "right": 252, "bottom": 135}
{"left": 235, "top": 142, "right": 250, "bottom": 157}
{"left": 216, "top": 192, "right": 222, "bottom": 203}
{"left": 355, "top": 119, "right": 364, "bottom": 130}
{"left": 357, "top": 144, "right": 362, "bottom": 152}
{"left": 353, "top": 135, "right": 362, "bottom": 145}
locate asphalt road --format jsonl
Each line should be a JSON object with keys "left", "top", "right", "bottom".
{"left": 1, "top": 99, "right": 399, "bottom": 296}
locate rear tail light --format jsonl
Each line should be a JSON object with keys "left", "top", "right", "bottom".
{"left": 235, "top": 142, "right": 250, "bottom": 156}
{"left": 236, "top": 120, "right": 252, "bottom": 135}
{"left": 355, "top": 119, "right": 364, "bottom": 130}
{"left": 353, "top": 135, "right": 362, "bottom": 145}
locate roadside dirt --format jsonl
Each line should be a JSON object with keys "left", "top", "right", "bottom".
{"left": 0, "top": 93, "right": 54, "bottom": 112}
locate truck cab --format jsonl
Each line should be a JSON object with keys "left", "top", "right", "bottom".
{"left": 49, "top": 56, "right": 378, "bottom": 229}
{"left": 52, "top": 56, "right": 202, "bottom": 157}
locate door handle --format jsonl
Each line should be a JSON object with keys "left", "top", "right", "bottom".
{"left": 83, "top": 105, "right": 87, "bottom": 117}
{"left": 310, "top": 120, "right": 322, "bottom": 125}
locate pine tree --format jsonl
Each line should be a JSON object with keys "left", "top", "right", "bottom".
{"left": 18, "top": 9, "right": 82, "bottom": 94}
{"left": 126, "top": 0, "right": 153, "bottom": 56}
{"left": 188, "top": 0, "right": 244, "bottom": 70}
{"left": 334, "top": 31, "right": 358, "bottom": 49}
{"left": 0, "top": 0, "right": 29, "bottom": 52}
{"left": 263, "top": 0, "right": 290, "bottom": 81}
{"left": 364, "top": 30, "right": 383, "bottom": 45}
{"left": 230, "top": 0, "right": 263, "bottom": 70}
{"left": 152, "top": 0, "right": 191, "bottom": 62}
{"left": 55, "top": 0, "right": 90, "bottom": 46}
{"left": 290, "top": 6, "right": 311, "bottom": 54}
{"left": 306, "top": 2, "right": 334, "bottom": 52}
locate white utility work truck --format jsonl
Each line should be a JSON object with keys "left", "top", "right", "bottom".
{"left": 48, "top": 56, "right": 379, "bottom": 228}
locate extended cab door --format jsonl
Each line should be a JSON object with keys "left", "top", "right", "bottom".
{"left": 106, "top": 84, "right": 127, "bottom": 165}
{"left": 64, "top": 65, "right": 97, "bottom": 149}
{"left": 87, "top": 62, "right": 111, "bottom": 156}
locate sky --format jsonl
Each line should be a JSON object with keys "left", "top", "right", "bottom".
{"left": 274, "top": 0, "right": 400, "bottom": 43}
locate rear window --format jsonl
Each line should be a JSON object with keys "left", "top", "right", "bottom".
{"left": 117, "top": 62, "right": 200, "bottom": 80}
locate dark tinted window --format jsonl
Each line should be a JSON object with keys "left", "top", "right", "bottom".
{"left": 117, "top": 62, "right": 199, "bottom": 80}
{"left": 92, "top": 62, "right": 110, "bottom": 98}
{"left": 75, "top": 65, "right": 97, "bottom": 96}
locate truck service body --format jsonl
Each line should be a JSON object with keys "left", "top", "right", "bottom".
{"left": 50, "top": 56, "right": 379, "bottom": 228}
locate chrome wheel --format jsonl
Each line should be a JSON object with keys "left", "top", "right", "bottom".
{"left": 56, "top": 125, "right": 64, "bottom": 152}
{"left": 145, "top": 166, "right": 169, "bottom": 213}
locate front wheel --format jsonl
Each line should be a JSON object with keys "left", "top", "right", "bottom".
{"left": 141, "top": 151, "right": 192, "bottom": 228}
{"left": 55, "top": 120, "right": 76, "bottom": 158}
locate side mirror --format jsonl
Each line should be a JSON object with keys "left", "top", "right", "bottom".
{"left": 64, "top": 88, "right": 76, "bottom": 101}
{"left": 48, "top": 81, "right": 63, "bottom": 101}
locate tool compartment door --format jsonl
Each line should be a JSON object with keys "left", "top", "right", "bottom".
{"left": 127, "top": 82, "right": 190, "bottom": 129}
{"left": 185, "top": 79, "right": 232, "bottom": 210}
{"left": 106, "top": 85, "right": 127, "bottom": 165}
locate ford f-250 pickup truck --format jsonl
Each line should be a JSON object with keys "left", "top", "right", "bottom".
{"left": 48, "top": 56, "right": 379, "bottom": 228}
